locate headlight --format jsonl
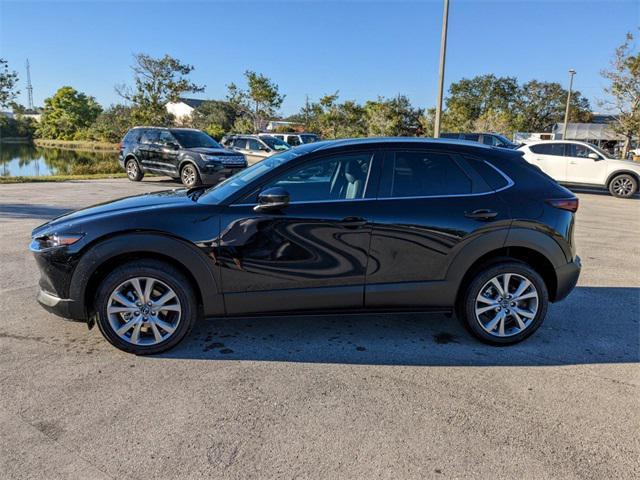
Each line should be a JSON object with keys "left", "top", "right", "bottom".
{"left": 32, "top": 233, "right": 84, "bottom": 250}
{"left": 200, "top": 154, "right": 223, "bottom": 163}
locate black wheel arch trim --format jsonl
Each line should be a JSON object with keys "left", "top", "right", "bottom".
{"left": 67, "top": 232, "right": 223, "bottom": 319}
{"left": 606, "top": 170, "right": 640, "bottom": 187}
{"left": 445, "top": 226, "right": 569, "bottom": 304}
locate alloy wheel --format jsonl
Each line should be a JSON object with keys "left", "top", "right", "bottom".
{"left": 474, "top": 273, "right": 539, "bottom": 337}
{"left": 106, "top": 277, "right": 182, "bottom": 346}
{"left": 612, "top": 177, "right": 634, "bottom": 197}
{"left": 182, "top": 165, "right": 196, "bottom": 186}
{"left": 126, "top": 160, "right": 138, "bottom": 180}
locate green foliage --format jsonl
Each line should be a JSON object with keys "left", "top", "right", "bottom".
{"left": 79, "top": 104, "right": 135, "bottom": 143}
{"left": 513, "top": 80, "right": 591, "bottom": 132}
{"left": 273, "top": 125, "right": 297, "bottom": 133}
{"left": 204, "top": 123, "right": 226, "bottom": 140}
{"left": 231, "top": 116, "right": 255, "bottom": 134}
{"left": 227, "top": 71, "right": 284, "bottom": 132}
{"left": 37, "top": 86, "right": 102, "bottom": 140}
{"left": 600, "top": 31, "right": 640, "bottom": 155}
{"left": 304, "top": 92, "right": 367, "bottom": 139}
{"left": 0, "top": 115, "right": 37, "bottom": 138}
{"left": 191, "top": 100, "right": 237, "bottom": 133}
{"left": 117, "top": 53, "right": 204, "bottom": 126}
{"left": 0, "top": 59, "right": 19, "bottom": 108}
{"left": 364, "top": 95, "right": 422, "bottom": 136}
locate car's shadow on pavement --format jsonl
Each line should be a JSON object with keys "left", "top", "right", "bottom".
{"left": 160, "top": 286, "right": 639, "bottom": 366}
{"left": 0, "top": 204, "right": 73, "bottom": 220}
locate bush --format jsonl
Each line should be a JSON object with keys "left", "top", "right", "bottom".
{"left": 0, "top": 115, "right": 37, "bottom": 139}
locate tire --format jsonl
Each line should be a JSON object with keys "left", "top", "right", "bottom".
{"left": 125, "top": 158, "right": 144, "bottom": 182}
{"left": 608, "top": 173, "right": 637, "bottom": 198}
{"left": 180, "top": 163, "right": 201, "bottom": 188}
{"left": 94, "top": 259, "right": 197, "bottom": 355}
{"left": 458, "top": 261, "right": 549, "bottom": 345}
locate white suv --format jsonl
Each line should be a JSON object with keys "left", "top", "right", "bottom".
{"left": 518, "top": 140, "right": 640, "bottom": 198}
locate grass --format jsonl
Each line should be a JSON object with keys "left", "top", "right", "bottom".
{"left": 34, "top": 139, "right": 119, "bottom": 152}
{"left": 0, "top": 173, "right": 128, "bottom": 184}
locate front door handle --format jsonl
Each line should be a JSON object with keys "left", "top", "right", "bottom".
{"left": 340, "top": 216, "right": 367, "bottom": 228}
{"left": 465, "top": 209, "right": 498, "bottom": 220}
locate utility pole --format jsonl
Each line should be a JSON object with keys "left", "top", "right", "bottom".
{"left": 433, "top": 0, "right": 450, "bottom": 138}
{"left": 25, "top": 59, "right": 34, "bottom": 111}
{"left": 562, "top": 69, "right": 576, "bottom": 140}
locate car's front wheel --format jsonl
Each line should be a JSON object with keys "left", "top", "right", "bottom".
{"left": 180, "top": 163, "right": 201, "bottom": 188}
{"left": 125, "top": 158, "right": 144, "bottom": 182}
{"left": 609, "top": 173, "right": 637, "bottom": 198}
{"left": 95, "top": 259, "right": 197, "bottom": 354}
{"left": 458, "top": 261, "right": 548, "bottom": 345}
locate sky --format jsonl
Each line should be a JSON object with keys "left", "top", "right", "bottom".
{"left": 1, "top": 0, "right": 638, "bottom": 115}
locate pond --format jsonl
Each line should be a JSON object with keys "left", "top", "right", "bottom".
{"left": 0, "top": 143, "right": 121, "bottom": 177}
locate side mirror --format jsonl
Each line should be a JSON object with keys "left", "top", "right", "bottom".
{"left": 588, "top": 152, "right": 600, "bottom": 160}
{"left": 254, "top": 187, "right": 290, "bottom": 212}
{"left": 169, "top": 142, "right": 180, "bottom": 150}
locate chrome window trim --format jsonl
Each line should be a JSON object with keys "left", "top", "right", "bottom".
{"left": 229, "top": 160, "right": 513, "bottom": 208}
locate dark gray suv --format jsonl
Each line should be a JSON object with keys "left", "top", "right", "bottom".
{"left": 119, "top": 127, "right": 248, "bottom": 187}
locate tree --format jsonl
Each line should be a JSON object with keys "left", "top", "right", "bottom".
{"left": 444, "top": 74, "right": 519, "bottom": 131}
{"left": 82, "top": 104, "right": 135, "bottom": 143}
{"left": 191, "top": 100, "right": 237, "bottom": 133}
{"left": 364, "top": 95, "right": 422, "bottom": 136}
{"left": 37, "top": 86, "right": 102, "bottom": 140}
{"left": 0, "top": 59, "right": 19, "bottom": 108}
{"left": 304, "top": 92, "right": 367, "bottom": 139}
{"left": 116, "top": 53, "right": 204, "bottom": 126}
{"left": 226, "top": 71, "right": 284, "bottom": 132}
{"left": 600, "top": 31, "right": 640, "bottom": 156}
{"left": 513, "top": 80, "right": 591, "bottom": 132}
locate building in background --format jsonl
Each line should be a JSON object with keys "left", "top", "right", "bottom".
{"left": 166, "top": 98, "right": 206, "bottom": 124}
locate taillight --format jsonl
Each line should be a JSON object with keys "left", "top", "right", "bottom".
{"left": 546, "top": 198, "right": 579, "bottom": 212}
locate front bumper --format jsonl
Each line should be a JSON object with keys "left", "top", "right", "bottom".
{"left": 200, "top": 165, "right": 246, "bottom": 185}
{"left": 37, "top": 289, "right": 84, "bottom": 321}
{"left": 553, "top": 256, "right": 581, "bottom": 301}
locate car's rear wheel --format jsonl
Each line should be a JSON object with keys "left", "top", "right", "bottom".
{"left": 125, "top": 158, "right": 144, "bottom": 182}
{"left": 609, "top": 174, "right": 637, "bottom": 198}
{"left": 181, "top": 163, "right": 201, "bottom": 188}
{"left": 95, "top": 260, "right": 197, "bottom": 354}
{"left": 459, "top": 261, "right": 548, "bottom": 345}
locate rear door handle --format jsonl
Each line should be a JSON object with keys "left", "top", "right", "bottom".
{"left": 465, "top": 209, "right": 498, "bottom": 220}
{"left": 340, "top": 216, "right": 367, "bottom": 228}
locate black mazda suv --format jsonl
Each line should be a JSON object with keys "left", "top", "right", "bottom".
{"left": 119, "top": 127, "right": 248, "bottom": 187}
{"left": 32, "top": 138, "right": 581, "bottom": 354}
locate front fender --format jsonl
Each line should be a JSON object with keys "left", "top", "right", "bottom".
{"left": 68, "top": 232, "right": 223, "bottom": 318}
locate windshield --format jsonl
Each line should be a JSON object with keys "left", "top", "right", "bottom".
{"left": 300, "top": 134, "right": 318, "bottom": 144}
{"left": 172, "top": 130, "right": 221, "bottom": 149}
{"left": 261, "top": 136, "right": 290, "bottom": 151}
{"left": 202, "top": 149, "right": 301, "bottom": 203}
{"left": 494, "top": 134, "right": 516, "bottom": 147}
{"left": 588, "top": 143, "right": 614, "bottom": 158}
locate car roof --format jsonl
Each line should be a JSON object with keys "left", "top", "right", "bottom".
{"left": 524, "top": 140, "right": 592, "bottom": 146}
{"left": 296, "top": 137, "right": 505, "bottom": 153}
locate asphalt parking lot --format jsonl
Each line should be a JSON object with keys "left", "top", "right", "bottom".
{"left": 1, "top": 178, "right": 638, "bottom": 479}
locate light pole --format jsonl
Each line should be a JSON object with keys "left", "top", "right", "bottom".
{"left": 562, "top": 69, "right": 576, "bottom": 139}
{"left": 433, "top": 0, "right": 450, "bottom": 138}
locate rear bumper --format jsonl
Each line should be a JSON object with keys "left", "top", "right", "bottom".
{"left": 553, "top": 256, "right": 581, "bottom": 302}
{"left": 37, "top": 289, "right": 85, "bottom": 321}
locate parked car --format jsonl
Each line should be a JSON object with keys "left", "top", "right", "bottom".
{"left": 119, "top": 127, "right": 247, "bottom": 188}
{"left": 220, "top": 134, "right": 290, "bottom": 163}
{"left": 31, "top": 138, "right": 581, "bottom": 354}
{"left": 260, "top": 132, "right": 319, "bottom": 147}
{"left": 441, "top": 132, "right": 519, "bottom": 149}
{"left": 518, "top": 140, "right": 640, "bottom": 198}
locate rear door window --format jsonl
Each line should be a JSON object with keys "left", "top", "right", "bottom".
{"left": 380, "top": 150, "right": 473, "bottom": 198}
{"left": 140, "top": 129, "right": 160, "bottom": 144}
{"left": 530, "top": 143, "right": 565, "bottom": 156}
{"left": 233, "top": 138, "right": 247, "bottom": 149}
